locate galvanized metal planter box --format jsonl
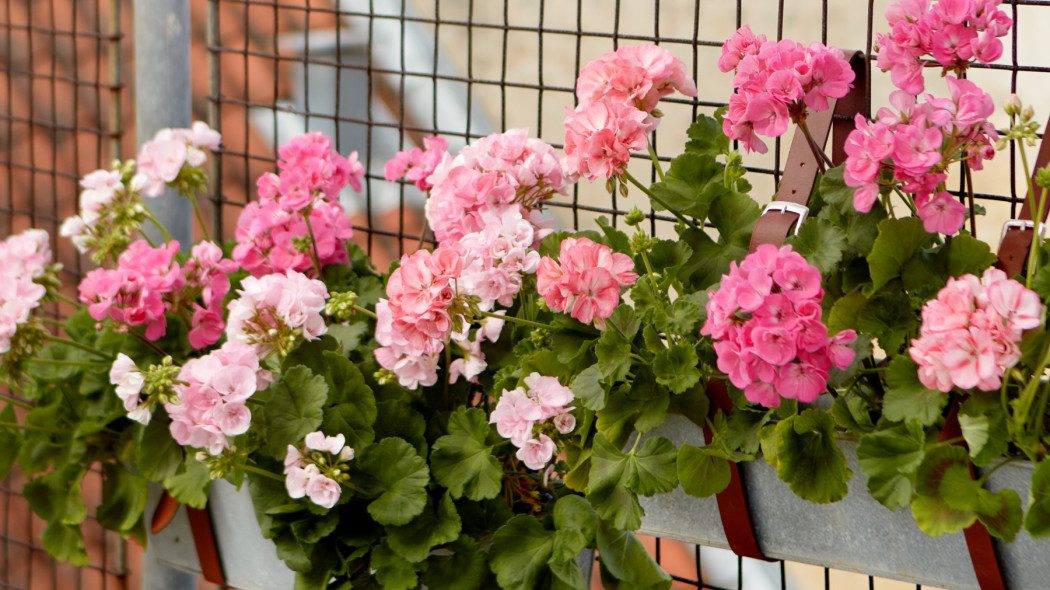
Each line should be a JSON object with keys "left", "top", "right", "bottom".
{"left": 639, "top": 414, "right": 1049, "bottom": 590}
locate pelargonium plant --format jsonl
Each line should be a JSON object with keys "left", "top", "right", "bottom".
{"left": 2, "top": 1, "right": 1050, "bottom": 588}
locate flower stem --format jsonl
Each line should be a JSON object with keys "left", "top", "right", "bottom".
{"left": 796, "top": 118, "right": 833, "bottom": 174}
{"left": 236, "top": 462, "right": 286, "bottom": 483}
{"left": 647, "top": 142, "right": 665, "bottom": 182}
{"left": 621, "top": 170, "right": 701, "bottom": 230}
{"left": 26, "top": 358, "right": 109, "bottom": 368}
{"left": 140, "top": 205, "right": 174, "bottom": 244}
{"left": 187, "top": 190, "right": 212, "bottom": 242}
{"left": 963, "top": 162, "right": 977, "bottom": 238}
{"left": 42, "top": 336, "right": 113, "bottom": 361}
{"left": 978, "top": 456, "right": 1022, "bottom": 486}
{"left": 479, "top": 310, "right": 553, "bottom": 331}
{"left": 352, "top": 304, "right": 378, "bottom": 320}
{"left": 127, "top": 330, "right": 169, "bottom": 358}
{"left": 1, "top": 393, "right": 34, "bottom": 410}
{"left": 53, "top": 291, "right": 84, "bottom": 310}
{"left": 0, "top": 421, "right": 69, "bottom": 434}
{"left": 302, "top": 208, "right": 326, "bottom": 279}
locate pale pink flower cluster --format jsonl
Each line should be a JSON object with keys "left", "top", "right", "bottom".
{"left": 425, "top": 129, "right": 568, "bottom": 243}
{"left": 564, "top": 44, "right": 696, "bottom": 180}
{"left": 233, "top": 134, "right": 358, "bottom": 277}
{"left": 876, "top": 0, "right": 1011, "bottom": 95}
{"left": 843, "top": 77, "right": 998, "bottom": 235}
{"left": 489, "top": 373, "right": 576, "bottom": 470}
{"left": 183, "top": 242, "right": 239, "bottom": 349}
{"left": 108, "top": 353, "right": 150, "bottom": 424}
{"left": 78, "top": 240, "right": 182, "bottom": 341}
{"left": 718, "top": 26, "right": 855, "bottom": 154}
{"left": 536, "top": 237, "right": 638, "bottom": 329}
{"left": 0, "top": 230, "right": 50, "bottom": 353}
{"left": 910, "top": 268, "right": 1042, "bottom": 392}
{"left": 60, "top": 166, "right": 148, "bottom": 255}
{"left": 384, "top": 136, "right": 448, "bottom": 191}
{"left": 374, "top": 245, "right": 466, "bottom": 389}
{"left": 166, "top": 342, "right": 272, "bottom": 455}
{"left": 284, "top": 432, "right": 354, "bottom": 509}
{"left": 448, "top": 314, "right": 505, "bottom": 385}
{"left": 137, "top": 122, "right": 222, "bottom": 197}
{"left": 702, "top": 244, "right": 856, "bottom": 408}
{"left": 225, "top": 269, "right": 329, "bottom": 357}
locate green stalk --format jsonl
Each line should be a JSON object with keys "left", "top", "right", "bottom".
{"left": 26, "top": 359, "right": 109, "bottom": 368}
{"left": 1, "top": 394, "right": 34, "bottom": 411}
{"left": 235, "top": 462, "right": 286, "bottom": 483}
{"left": 140, "top": 205, "right": 174, "bottom": 244}
{"left": 352, "top": 304, "right": 378, "bottom": 320}
{"left": 42, "top": 335, "right": 113, "bottom": 361}
{"left": 621, "top": 170, "right": 701, "bottom": 230}
{"left": 963, "top": 162, "right": 977, "bottom": 238}
{"left": 302, "top": 208, "right": 326, "bottom": 279}
{"left": 1018, "top": 141, "right": 1048, "bottom": 288}
{"left": 0, "top": 421, "right": 69, "bottom": 434}
{"left": 479, "top": 310, "right": 555, "bottom": 331}
{"left": 647, "top": 142, "right": 665, "bottom": 182}
{"left": 978, "top": 456, "right": 1022, "bottom": 486}
{"left": 187, "top": 189, "right": 212, "bottom": 242}
{"left": 52, "top": 291, "right": 84, "bottom": 310}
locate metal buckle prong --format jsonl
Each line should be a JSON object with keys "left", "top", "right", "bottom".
{"left": 999, "top": 219, "right": 1047, "bottom": 247}
{"left": 761, "top": 201, "right": 810, "bottom": 236}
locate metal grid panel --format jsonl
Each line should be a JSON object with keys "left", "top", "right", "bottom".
{"left": 0, "top": 0, "right": 129, "bottom": 587}
{"left": 203, "top": 1, "right": 1048, "bottom": 589}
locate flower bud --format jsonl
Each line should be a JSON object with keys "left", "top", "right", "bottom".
{"left": 1004, "top": 94, "right": 1022, "bottom": 117}
{"left": 624, "top": 207, "right": 646, "bottom": 226}
{"left": 1021, "top": 105, "right": 1035, "bottom": 123}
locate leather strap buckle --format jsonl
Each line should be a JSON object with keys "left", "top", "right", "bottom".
{"left": 761, "top": 201, "right": 810, "bottom": 236}
{"left": 999, "top": 219, "right": 1046, "bottom": 246}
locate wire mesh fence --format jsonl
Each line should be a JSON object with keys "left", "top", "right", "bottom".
{"left": 0, "top": 0, "right": 129, "bottom": 588}
{"left": 2, "top": 0, "right": 1050, "bottom": 588}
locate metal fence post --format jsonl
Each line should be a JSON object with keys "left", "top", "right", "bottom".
{"left": 134, "top": 1, "right": 196, "bottom": 588}
{"left": 134, "top": 0, "right": 194, "bottom": 249}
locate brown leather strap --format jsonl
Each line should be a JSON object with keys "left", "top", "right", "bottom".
{"left": 186, "top": 504, "right": 228, "bottom": 587}
{"left": 996, "top": 118, "right": 1050, "bottom": 277}
{"left": 702, "top": 379, "right": 770, "bottom": 561}
{"left": 151, "top": 491, "right": 228, "bottom": 587}
{"left": 749, "top": 51, "right": 867, "bottom": 252}
{"left": 938, "top": 400, "right": 1006, "bottom": 590}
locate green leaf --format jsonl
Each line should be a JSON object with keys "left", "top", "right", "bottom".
{"left": 685, "top": 114, "right": 730, "bottom": 156}
{"left": 595, "top": 519, "right": 671, "bottom": 590}
{"left": 1025, "top": 459, "right": 1050, "bottom": 538}
{"left": 976, "top": 487, "right": 1022, "bottom": 542}
{"left": 163, "top": 454, "right": 212, "bottom": 509}
{"left": 423, "top": 535, "right": 489, "bottom": 590}
{"left": 882, "top": 356, "right": 947, "bottom": 426}
{"left": 489, "top": 515, "right": 555, "bottom": 590}
{"left": 866, "top": 217, "right": 935, "bottom": 294}
{"left": 571, "top": 365, "right": 609, "bottom": 411}
{"left": 326, "top": 322, "right": 371, "bottom": 354}
{"left": 856, "top": 421, "right": 925, "bottom": 510}
{"left": 652, "top": 343, "right": 701, "bottom": 394}
{"left": 136, "top": 412, "right": 184, "bottom": 481}
{"left": 597, "top": 380, "right": 670, "bottom": 444}
{"left": 677, "top": 443, "right": 731, "bottom": 498}
{"left": 830, "top": 396, "right": 876, "bottom": 434}
{"left": 816, "top": 165, "right": 856, "bottom": 213}
{"left": 371, "top": 541, "right": 419, "bottom": 590}
{"left": 265, "top": 365, "right": 328, "bottom": 457}
{"left": 587, "top": 434, "right": 677, "bottom": 530}
{"left": 605, "top": 306, "right": 640, "bottom": 340}
{"left": 595, "top": 330, "right": 631, "bottom": 382}
{"left": 911, "top": 446, "right": 980, "bottom": 536}
{"left": 319, "top": 352, "right": 376, "bottom": 449}
{"left": 0, "top": 405, "right": 22, "bottom": 481}
{"left": 41, "top": 522, "right": 90, "bottom": 566}
{"left": 655, "top": 299, "right": 699, "bottom": 336}
{"left": 356, "top": 437, "right": 429, "bottom": 525}
{"left": 958, "top": 397, "right": 1009, "bottom": 467}
{"left": 24, "top": 468, "right": 86, "bottom": 525}
{"left": 97, "top": 463, "right": 148, "bottom": 536}
{"left": 430, "top": 407, "right": 502, "bottom": 501}
{"left": 775, "top": 409, "right": 851, "bottom": 503}
{"left": 551, "top": 495, "right": 597, "bottom": 563}
{"left": 290, "top": 512, "right": 340, "bottom": 545}
{"left": 946, "top": 233, "right": 997, "bottom": 278}
{"left": 786, "top": 216, "right": 848, "bottom": 274}
{"left": 549, "top": 559, "right": 588, "bottom": 590}
{"left": 649, "top": 152, "right": 732, "bottom": 220}
{"left": 386, "top": 493, "right": 461, "bottom": 563}
{"left": 374, "top": 399, "right": 428, "bottom": 457}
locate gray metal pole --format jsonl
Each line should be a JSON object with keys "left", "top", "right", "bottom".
{"left": 134, "top": 0, "right": 194, "bottom": 249}
{"left": 134, "top": 1, "right": 197, "bottom": 588}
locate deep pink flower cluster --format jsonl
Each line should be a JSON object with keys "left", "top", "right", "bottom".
{"left": 233, "top": 134, "right": 359, "bottom": 277}
{"left": 564, "top": 44, "right": 696, "bottom": 180}
{"left": 183, "top": 242, "right": 239, "bottom": 349}
{"left": 166, "top": 342, "right": 272, "bottom": 455}
{"left": 425, "top": 129, "right": 568, "bottom": 244}
{"left": 702, "top": 244, "right": 856, "bottom": 408}
{"left": 374, "top": 245, "right": 467, "bottom": 389}
{"left": 137, "top": 122, "right": 222, "bottom": 197}
{"left": 489, "top": 373, "right": 576, "bottom": 470}
{"left": 536, "top": 237, "right": 637, "bottom": 329}
{"left": 225, "top": 269, "right": 329, "bottom": 358}
{"left": 910, "top": 268, "right": 1042, "bottom": 392}
{"left": 718, "top": 26, "right": 855, "bottom": 154}
{"left": 78, "top": 240, "right": 182, "bottom": 341}
{"left": 384, "top": 136, "right": 448, "bottom": 191}
{"left": 0, "top": 230, "right": 50, "bottom": 354}
{"left": 843, "top": 77, "right": 998, "bottom": 234}
{"left": 284, "top": 432, "right": 354, "bottom": 509}
{"left": 876, "top": 0, "right": 1011, "bottom": 95}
